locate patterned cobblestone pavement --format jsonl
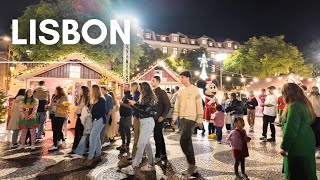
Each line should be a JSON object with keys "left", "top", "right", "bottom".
{"left": 0, "top": 117, "right": 320, "bottom": 180}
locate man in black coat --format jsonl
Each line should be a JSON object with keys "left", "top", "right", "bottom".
{"left": 151, "top": 76, "right": 171, "bottom": 163}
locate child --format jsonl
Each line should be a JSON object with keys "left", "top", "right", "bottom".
{"left": 211, "top": 105, "right": 225, "bottom": 143}
{"left": 226, "top": 118, "right": 251, "bottom": 180}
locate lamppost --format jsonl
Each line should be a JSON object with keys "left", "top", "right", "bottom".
{"left": 1, "top": 36, "right": 11, "bottom": 96}
{"left": 215, "top": 52, "right": 228, "bottom": 91}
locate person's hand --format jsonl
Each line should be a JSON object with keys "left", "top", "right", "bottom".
{"left": 246, "top": 137, "right": 252, "bottom": 142}
{"left": 171, "top": 120, "right": 176, "bottom": 126}
{"left": 197, "top": 123, "right": 203, "bottom": 129}
{"left": 128, "top": 100, "right": 136, "bottom": 105}
{"left": 158, "top": 116, "right": 164, "bottom": 122}
{"left": 280, "top": 149, "right": 288, "bottom": 156}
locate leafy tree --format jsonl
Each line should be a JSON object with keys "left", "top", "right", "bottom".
{"left": 223, "top": 35, "right": 313, "bottom": 78}
{"left": 138, "top": 43, "right": 166, "bottom": 68}
{"left": 10, "top": 0, "right": 144, "bottom": 75}
{"left": 303, "top": 40, "right": 320, "bottom": 76}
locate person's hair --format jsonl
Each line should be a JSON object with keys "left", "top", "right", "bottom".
{"left": 216, "top": 104, "right": 222, "bottom": 111}
{"left": 179, "top": 71, "right": 191, "bottom": 78}
{"left": 312, "top": 86, "right": 320, "bottom": 95}
{"left": 108, "top": 91, "right": 117, "bottom": 105}
{"left": 230, "top": 93, "right": 237, "bottom": 99}
{"left": 79, "top": 86, "right": 90, "bottom": 106}
{"left": 55, "top": 86, "right": 66, "bottom": 99}
{"left": 223, "top": 92, "right": 229, "bottom": 100}
{"left": 175, "top": 86, "right": 180, "bottom": 91}
{"left": 300, "top": 85, "right": 307, "bottom": 91}
{"left": 153, "top": 76, "right": 161, "bottom": 83}
{"left": 234, "top": 117, "right": 244, "bottom": 124}
{"left": 15, "top": 89, "right": 26, "bottom": 99}
{"left": 166, "top": 88, "right": 170, "bottom": 92}
{"left": 100, "top": 86, "right": 107, "bottom": 91}
{"left": 139, "top": 82, "right": 157, "bottom": 104}
{"left": 131, "top": 82, "right": 138, "bottom": 93}
{"left": 268, "top": 86, "right": 276, "bottom": 90}
{"left": 91, "top": 85, "right": 103, "bottom": 104}
{"left": 24, "top": 88, "right": 34, "bottom": 104}
{"left": 282, "top": 83, "right": 315, "bottom": 119}
{"left": 261, "top": 88, "right": 266, "bottom": 92}
{"left": 39, "top": 81, "right": 45, "bottom": 86}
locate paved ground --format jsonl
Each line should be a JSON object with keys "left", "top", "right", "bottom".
{"left": 0, "top": 116, "right": 320, "bottom": 180}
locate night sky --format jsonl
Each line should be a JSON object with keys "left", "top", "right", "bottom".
{"left": 1, "top": 0, "right": 320, "bottom": 48}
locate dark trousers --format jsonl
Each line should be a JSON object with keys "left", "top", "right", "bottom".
{"left": 119, "top": 116, "right": 132, "bottom": 146}
{"left": 226, "top": 124, "right": 231, "bottom": 131}
{"left": 72, "top": 115, "right": 84, "bottom": 150}
{"left": 208, "top": 123, "right": 215, "bottom": 135}
{"left": 154, "top": 120, "right": 167, "bottom": 157}
{"left": 311, "top": 117, "right": 320, "bottom": 147}
{"left": 180, "top": 118, "right": 196, "bottom": 165}
{"left": 52, "top": 116, "right": 65, "bottom": 147}
{"left": 234, "top": 157, "right": 245, "bottom": 175}
{"left": 262, "top": 115, "right": 276, "bottom": 139}
{"left": 216, "top": 127, "right": 223, "bottom": 141}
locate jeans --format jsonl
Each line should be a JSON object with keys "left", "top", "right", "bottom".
{"left": 216, "top": 127, "right": 223, "bottom": 141}
{"left": 262, "top": 115, "right": 276, "bottom": 139}
{"left": 72, "top": 115, "right": 84, "bottom": 150}
{"left": 52, "top": 116, "right": 65, "bottom": 147}
{"left": 154, "top": 120, "right": 166, "bottom": 158}
{"left": 12, "top": 129, "right": 19, "bottom": 144}
{"left": 36, "top": 112, "right": 47, "bottom": 138}
{"left": 132, "top": 117, "right": 155, "bottom": 167}
{"left": 132, "top": 116, "right": 140, "bottom": 159}
{"left": 119, "top": 116, "right": 132, "bottom": 146}
{"left": 180, "top": 118, "right": 196, "bottom": 165}
{"left": 100, "top": 115, "right": 110, "bottom": 144}
{"left": 208, "top": 123, "right": 215, "bottom": 135}
{"left": 247, "top": 109, "right": 255, "bottom": 129}
{"left": 231, "top": 114, "right": 243, "bottom": 130}
{"left": 75, "top": 118, "right": 104, "bottom": 160}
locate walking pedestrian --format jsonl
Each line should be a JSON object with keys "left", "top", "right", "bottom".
{"left": 280, "top": 83, "right": 317, "bottom": 180}
{"left": 260, "top": 86, "right": 277, "bottom": 142}
{"left": 171, "top": 71, "right": 204, "bottom": 178}
{"left": 7, "top": 89, "right": 25, "bottom": 148}
{"left": 121, "top": 82, "right": 158, "bottom": 175}
{"left": 226, "top": 93, "right": 244, "bottom": 130}
{"left": 17, "top": 89, "right": 39, "bottom": 150}
{"left": 33, "top": 81, "right": 50, "bottom": 139}
{"left": 151, "top": 76, "right": 171, "bottom": 163}
{"left": 131, "top": 82, "right": 141, "bottom": 159}
{"left": 245, "top": 91, "right": 258, "bottom": 132}
{"left": 101, "top": 86, "right": 114, "bottom": 145}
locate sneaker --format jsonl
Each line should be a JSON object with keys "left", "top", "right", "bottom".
{"left": 182, "top": 165, "right": 197, "bottom": 176}
{"left": 61, "top": 141, "right": 66, "bottom": 148}
{"left": 260, "top": 137, "right": 267, "bottom": 142}
{"left": 48, "top": 145, "right": 58, "bottom": 151}
{"left": 141, "top": 163, "right": 155, "bottom": 172}
{"left": 72, "top": 154, "right": 83, "bottom": 158}
{"left": 17, "top": 145, "right": 25, "bottom": 150}
{"left": 58, "top": 140, "right": 62, "bottom": 147}
{"left": 235, "top": 175, "right": 242, "bottom": 180}
{"left": 36, "top": 137, "right": 42, "bottom": 140}
{"left": 10, "top": 144, "right": 19, "bottom": 149}
{"left": 154, "top": 157, "right": 161, "bottom": 164}
{"left": 267, "top": 138, "right": 276, "bottom": 142}
{"left": 82, "top": 159, "right": 94, "bottom": 166}
{"left": 102, "top": 142, "right": 111, "bottom": 147}
{"left": 161, "top": 155, "right": 168, "bottom": 161}
{"left": 121, "top": 165, "right": 136, "bottom": 175}
{"left": 30, "top": 145, "right": 36, "bottom": 150}
{"left": 242, "top": 173, "right": 249, "bottom": 180}
{"left": 218, "top": 141, "right": 222, "bottom": 144}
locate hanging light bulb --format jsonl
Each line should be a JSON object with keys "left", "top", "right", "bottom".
{"left": 241, "top": 78, "right": 246, "bottom": 82}
{"left": 266, "top": 78, "right": 272, "bottom": 82}
{"left": 226, "top": 76, "right": 231, "bottom": 81}
{"left": 253, "top": 78, "right": 259, "bottom": 82}
{"left": 308, "top": 78, "right": 313, "bottom": 82}
{"left": 211, "top": 74, "right": 217, "bottom": 79}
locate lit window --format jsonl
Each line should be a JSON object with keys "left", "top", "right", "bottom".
{"left": 202, "top": 39, "right": 206, "bottom": 45}
{"left": 234, "top": 45, "right": 238, "bottom": 49}
{"left": 209, "top": 42, "right": 213, "bottom": 46}
{"left": 183, "top": 49, "right": 188, "bottom": 54}
{"left": 161, "top": 36, "right": 166, "bottom": 41}
{"left": 210, "top": 52, "right": 215, "bottom": 58}
{"left": 146, "top": 33, "right": 151, "bottom": 39}
{"left": 218, "top": 43, "right": 222, "bottom": 47}
{"left": 162, "top": 47, "right": 168, "bottom": 54}
{"left": 173, "top": 36, "right": 178, "bottom": 42}
{"left": 191, "top": 40, "right": 195, "bottom": 44}
{"left": 69, "top": 65, "right": 81, "bottom": 78}
{"left": 181, "top": 38, "right": 186, "bottom": 43}
{"left": 228, "top": 42, "right": 232, "bottom": 48}
{"left": 173, "top": 48, "right": 178, "bottom": 56}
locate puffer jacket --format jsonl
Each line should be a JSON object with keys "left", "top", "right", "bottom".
{"left": 131, "top": 97, "right": 157, "bottom": 119}
{"left": 226, "top": 99, "right": 244, "bottom": 115}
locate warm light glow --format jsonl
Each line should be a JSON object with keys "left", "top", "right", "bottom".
{"left": 158, "top": 61, "right": 165, "bottom": 67}
{"left": 9, "top": 65, "right": 15, "bottom": 72}
{"left": 266, "top": 78, "right": 272, "bottom": 82}
{"left": 278, "top": 77, "right": 283, "bottom": 80}
{"left": 2, "top": 36, "right": 11, "bottom": 42}
{"left": 226, "top": 76, "right": 231, "bottom": 81}
{"left": 300, "top": 77, "right": 304, "bottom": 80}
{"left": 253, "top": 78, "right": 259, "bottom": 82}
{"left": 308, "top": 78, "right": 313, "bottom": 82}
{"left": 177, "top": 66, "right": 183, "bottom": 72}
{"left": 211, "top": 74, "right": 217, "bottom": 79}
{"left": 241, "top": 78, "right": 246, "bottom": 82}
{"left": 215, "top": 53, "right": 228, "bottom": 62}
{"left": 136, "top": 68, "right": 140, "bottom": 71}
{"left": 194, "top": 71, "right": 200, "bottom": 76}
{"left": 250, "top": 81, "right": 254, "bottom": 84}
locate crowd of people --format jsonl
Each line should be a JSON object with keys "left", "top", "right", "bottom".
{"left": 5, "top": 73, "right": 320, "bottom": 179}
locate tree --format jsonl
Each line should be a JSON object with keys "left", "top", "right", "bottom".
{"left": 10, "top": 0, "right": 144, "bottom": 75}
{"left": 303, "top": 40, "right": 320, "bottom": 76}
{"left": 223, "top": 36, "right": 313, "bottom": 78}
{"left": 138, "top": 43, "right": 166, "bottom": 68}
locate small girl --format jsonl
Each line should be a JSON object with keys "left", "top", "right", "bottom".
{"left": 211, "top": 105, "right": 225, "bottom": 143}
{"left": 226, "top": 117, "right": 251, "bottom": 180}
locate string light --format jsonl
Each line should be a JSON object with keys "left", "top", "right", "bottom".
{"left": 194, "top": 71, "right": 200, "bottom": 76}
{"left": 266, "top": 78, "right": 271, "bottom": 82}
{"left": 226, "top": 76, "right": 231, "bottom": 81}
{"left": 241, "top": 78, "right": 246, "bottom": 82}
{"left": 253, "top": 78, "right": 259, "bottom": 82}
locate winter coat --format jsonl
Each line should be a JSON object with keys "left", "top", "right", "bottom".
{"left": 7, "top": 96, "right": 24, "bottom": 130}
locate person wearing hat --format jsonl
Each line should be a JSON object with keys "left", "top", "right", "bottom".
{"left": 171, "top": 71, "right": 204, "bottom": 178}
{"left": 260, "top": 86, "right": 278, "bottom": 142}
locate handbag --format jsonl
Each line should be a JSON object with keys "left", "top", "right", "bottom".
{"left": 83, "top": 105, "right": 93, "bottom": 135}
